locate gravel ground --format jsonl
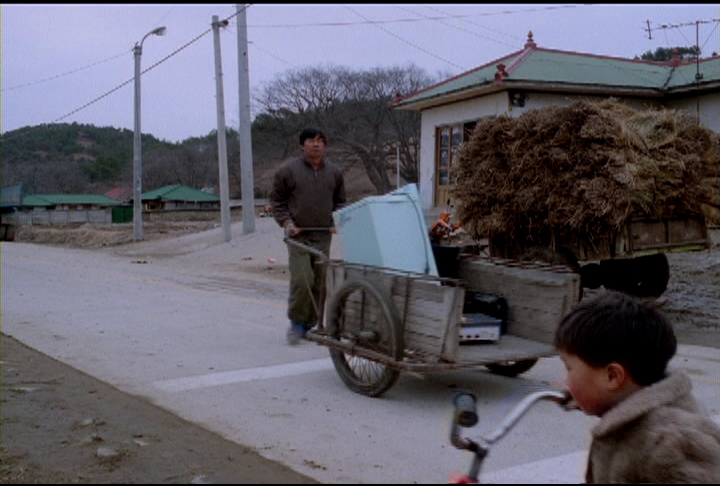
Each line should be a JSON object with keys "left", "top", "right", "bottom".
{"left": 658, "top": 248, "right": 720, "bottom": 348}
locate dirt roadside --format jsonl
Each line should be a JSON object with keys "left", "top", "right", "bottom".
{"left": 1, "top": 222, "right": 718, "bottom": 483}
{"left": 0, "top": 333, "right": 318, "bottom": 484}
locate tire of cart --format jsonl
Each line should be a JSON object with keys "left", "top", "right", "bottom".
{"left": 326, "top": 279, "right": 404, "bottom": 397}
{"left": 485, "top": 358, "right": 538, "bottom": 377}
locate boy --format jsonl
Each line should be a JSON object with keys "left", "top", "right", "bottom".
{"left": 554, "top": 290, "right": 720, "bottom": 483}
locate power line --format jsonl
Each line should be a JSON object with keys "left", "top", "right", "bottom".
{"left": 1, "top": 5, "right": 561, "bottom": 101}
{"left": 423, "top": 4, "right": 523, "bottom": 44}
{"left": 2, "top": 6, "right": 253, "bottom": 142}
{"left": 251, "top": 4, "right": 578, "bottom": 28}
{"left": 344, "top": 5, "right": 466, "bottom": 72}
{"left": 398, "top": 5, "right": 519, "bottom": 51}
{"left": 1, "top": 51, "right": 131, "bottom": 92}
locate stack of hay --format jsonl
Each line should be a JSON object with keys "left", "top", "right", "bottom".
{"left": 452, "top": 99, "right": 720, "bottom": 253}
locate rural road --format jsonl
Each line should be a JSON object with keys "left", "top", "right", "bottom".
{"left": 2, "top": 217, "right": 719, "bottom": 483}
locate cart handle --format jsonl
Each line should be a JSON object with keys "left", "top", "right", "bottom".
{"left": 283, "top": 236, "right": 330, "bottom": 263}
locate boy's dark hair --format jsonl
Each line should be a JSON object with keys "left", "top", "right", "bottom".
{"left": 299, "top": 127, "right": 327, "bottom": 145}
{"left": 554, "top": 290, "right": 676, "bottom": 386}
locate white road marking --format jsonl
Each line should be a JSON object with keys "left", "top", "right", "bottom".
{"left": 481, "top": 450, "right": 588, "bottom": 484}
{"left": 152, "top": 358, "right": 334, "bottom": 393}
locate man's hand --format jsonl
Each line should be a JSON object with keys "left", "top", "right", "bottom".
{"left": 284, "top": 221, "right": 300, "bottom": 236}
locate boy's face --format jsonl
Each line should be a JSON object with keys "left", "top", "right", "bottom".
{"left": 559, "top": 351, "right": 617, "bottom": 417}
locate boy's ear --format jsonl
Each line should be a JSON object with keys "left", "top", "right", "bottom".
{"left": 605, "top": 362, "right": 627, "bottom": 389}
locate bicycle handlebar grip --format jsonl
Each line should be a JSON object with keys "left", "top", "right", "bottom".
{"left": 453, "top": 391, "right": 479, "bottom": 428}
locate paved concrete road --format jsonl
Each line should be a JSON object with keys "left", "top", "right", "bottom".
{"left": 3, "top": 227, "right": 719, "bottom": 484}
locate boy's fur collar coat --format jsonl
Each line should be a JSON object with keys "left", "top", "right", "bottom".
{"left": 586, "top": 371, "right": 720, "bottom": 483}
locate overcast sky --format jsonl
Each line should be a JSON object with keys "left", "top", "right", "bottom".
{"left": 2, "top": 4, "right": 719, "bottom": 143}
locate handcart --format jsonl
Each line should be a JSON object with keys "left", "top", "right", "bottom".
{"left": 285, "top": 237, "right": 582, "bottom": 398}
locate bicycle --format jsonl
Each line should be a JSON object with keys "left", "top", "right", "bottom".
{"left": 448, "top": 389, "right": 576, "bottom": 483}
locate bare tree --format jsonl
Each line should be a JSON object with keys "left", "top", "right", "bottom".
{"left": 254, "top": 64, "right": 436, "bottom": 194}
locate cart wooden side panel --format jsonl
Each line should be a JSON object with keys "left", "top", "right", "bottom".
{"left": 457, "top": 257, "right": 581, "bottom": 345}
{"left": 324, "top": 261, "right": 465, "bottom": 363}
{"left": 489, "top": 215, "right": 709, "bottom": 262}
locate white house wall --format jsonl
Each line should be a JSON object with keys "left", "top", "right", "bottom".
{"left": 18, "top": 208, "right": 113, "bottom": 226}
{"left": 417, "top": 91, "right": 618, "bottom": 209}
{"left": 417, "top": 90, "right": 715, "bottom": 210}
{"left": 518, "top": 92, "right": 662, "bottom": 112}
{"left": 418, "top": 92, "right": 507, "bottom": 210}
{"left": 418, "top": 91, "right": 648, "bottom": 209}
{"left": 666, "top": 92, "right": 720, "bottom": 133}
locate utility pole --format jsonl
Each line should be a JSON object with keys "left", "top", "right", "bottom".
{"left": 695, "top": 20, "right": 702, "bottom": 124}
{"left": 133, "top": 26, "right": 167, "bottom": 242}
{"left": 236, "top": 4, "right": 255, "bottom": 235}
{"left": 396, "top": 146, "right": 400, "bottom": 189}
{"left": 212, "top": 15, "right": 232, "bottom": 242}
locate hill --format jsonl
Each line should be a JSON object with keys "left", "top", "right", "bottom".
{"left": 1, "top": 123, "right": 377, "bottom": 202}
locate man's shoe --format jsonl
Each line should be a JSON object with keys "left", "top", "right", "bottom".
{"left": 286, "top": 322, "right": 307, "bottom": 345}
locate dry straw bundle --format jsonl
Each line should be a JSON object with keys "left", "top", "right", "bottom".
{"left": 452, "top": 99, "right": 720, "bottom": 248}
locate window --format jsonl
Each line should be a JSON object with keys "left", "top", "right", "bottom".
{"left": 434, "top": 121, "right": 477, "bottom": 205}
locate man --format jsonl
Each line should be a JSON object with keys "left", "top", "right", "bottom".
{"left": 269, "top": 127, "right": 347, "bottom": 344}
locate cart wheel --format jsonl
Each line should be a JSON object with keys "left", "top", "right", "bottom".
{"left": 485, "top": 359, "right": 538, "bottom": 377}
{"left": 327, "top": 279, "right": 403, "bottom": 397}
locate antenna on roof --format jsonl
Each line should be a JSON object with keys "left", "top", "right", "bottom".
{"left": 647, "top": 17, "right": 720, "bottom": 124}
{"left": 649, "top": 18, "right": 720, "bottom": 49}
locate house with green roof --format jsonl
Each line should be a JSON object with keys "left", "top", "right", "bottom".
{"left": 390, "top": 32, "right": 720, "bottom": 210}
{"left": 139, "top": 184, "right": 220, "bottom": 211}
{"left": 18, "top": 193, "right": 124, "bottom": 225}
{"left": 11, "top": 184, "right": 221, "bottom": 227}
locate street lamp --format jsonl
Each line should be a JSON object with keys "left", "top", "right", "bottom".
{"left": 133, "top": 26, "right": 166, "bottom": 242}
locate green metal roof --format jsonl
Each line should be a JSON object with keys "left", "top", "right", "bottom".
{"left": 15, "top": 185, "right": 220, "bottom": 207}
{"left": 21, "top": 194, "right": 124, "bottom": 207}
{"left": 401, "top": 52, "right": 521, "bottom": 104}
{"left": 141, "top": 184, "right": 220, "bottom": 202}
{"left": 20, "top": 195, "right": 53, "bottom": 207}
{"left": 507, "top": 49, "right": 670, "bottom": 88}
{"left": 391, "top": 43, "right": 720, "bottom": 110}
{"left": 667, "top": 56, "right": 720, "bottom": 88}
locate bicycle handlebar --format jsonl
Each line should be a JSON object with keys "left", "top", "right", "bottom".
{"left": 482, "top": 389, "right": 571, "bottom": 444}
{"left": 449, "top": 389, "right": 575, "bottom": 483}
{"left": 453, "top": 392, "right": 479, "bottom": 428}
